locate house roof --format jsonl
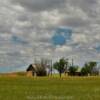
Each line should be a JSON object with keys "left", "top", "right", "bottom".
{"left": 26, "top": 64, "right": 37, "bottom": 71}
{"left": 27, "top": 64, "right": 46, "bottom": 72}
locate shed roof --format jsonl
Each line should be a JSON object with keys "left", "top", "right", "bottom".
{"left": 76, "top": 67, "right": 81, "bottom": 72}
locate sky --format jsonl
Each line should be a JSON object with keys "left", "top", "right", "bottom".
{"left": 0, "top": 0, "right": 100, "bottom": 72}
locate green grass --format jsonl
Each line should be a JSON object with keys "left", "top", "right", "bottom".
{"left": 0, "top": 76, "right": 100, "bottom": 100}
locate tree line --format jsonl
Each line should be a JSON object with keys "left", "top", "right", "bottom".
{"left": 32, "top": 58, "right": 99, "bottom": 77}
{"left": 53, "top": 58, "right": 98, "bottom": 77}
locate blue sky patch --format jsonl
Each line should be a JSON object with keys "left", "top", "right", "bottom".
{"left": 11, "top": 35, "right": 28, "bottom": 45}
{"left": 52, "top": 34, "right": 66, "bottom": 45}
{"left": 51, "top": 27, "right": 72, "bottom": 46}
{"left": 95, "top": 46, "right": 100, "bottom": 52}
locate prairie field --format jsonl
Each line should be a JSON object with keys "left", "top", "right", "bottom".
{"left": 0, "top": 76, "right": 100, "bottom": 100}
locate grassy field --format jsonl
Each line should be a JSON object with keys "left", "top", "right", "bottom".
{"left": 0, "top": 76, "right": 100, "bottom": 100}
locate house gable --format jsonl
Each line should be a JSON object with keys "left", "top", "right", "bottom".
{"left": 26, "top": 64, "right": 35, "bottom": 72}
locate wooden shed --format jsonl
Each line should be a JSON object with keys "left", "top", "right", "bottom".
{"left": 26, "top": 64, "right": 47, "bottom": 77}
{"left": 26, "top": 64, "right": 37, "bottom": 77}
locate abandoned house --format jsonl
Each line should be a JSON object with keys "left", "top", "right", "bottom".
{"left": 26, "top": 64, "right": 47, "bottom": 77}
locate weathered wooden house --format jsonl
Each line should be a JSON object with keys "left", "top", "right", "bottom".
{"left": 26, "top": 64, "right": 47, "bottom": 77}
{"left": 26, "top": 64, "right": 37, "bottom": 77}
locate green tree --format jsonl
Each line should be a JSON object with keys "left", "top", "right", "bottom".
{"left": 81, "top": 61, "right": 97, "bottom": 76}
{"left": 68, "top": 66, "right": 78, "bottom": 76}
{"left": 53, "top": 58, "right": 68, "bottom": 77}
{"left": 81, "top": 67, "right": 88, "bottom": 76}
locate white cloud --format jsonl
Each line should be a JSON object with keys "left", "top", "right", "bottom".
{"left": 72, "top": 34, "right": 88, "bottom": 43}
{"left": 0, "top": 0, "right": 100, "bottom": 72}
{"left": 55, "top": 45, "right": 72, "bottom": 52}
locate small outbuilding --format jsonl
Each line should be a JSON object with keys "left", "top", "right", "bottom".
{"left": 74, "top": 67, "right": 82, "bottom": 76}
{"left": 68, "top": 67, "right": 82, "bottom": 76}
{"left": 26, "top": 64, "right": 37, "bottom": 77}
{"left": 26, "top": 64, "right": 47, "bottom": 77}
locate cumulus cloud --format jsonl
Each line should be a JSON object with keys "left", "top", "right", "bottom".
{"left": 11, "top": 0, "right": 66, "bottom": 12}
{"left": 0, "top": 0, "right": 100, "bottom": 72}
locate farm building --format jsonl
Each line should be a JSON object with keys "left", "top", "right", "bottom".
{"left": 26, "top": 64, "right": 37, "bottom": 77}
{"left": 67, "top": 67, "right": 82, "bottom": 76}
{"left": 74, "top": 67, "right": 82, "bottom": 76}
{"left": 26, "top": 64, "right": 47, "bottom": 77}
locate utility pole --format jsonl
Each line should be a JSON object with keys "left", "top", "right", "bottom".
{"left": 72, "top": 59, "right": 74, "bottom": 67}
{"left": 50, "top": 59, "right": 52, "bottom": 76}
